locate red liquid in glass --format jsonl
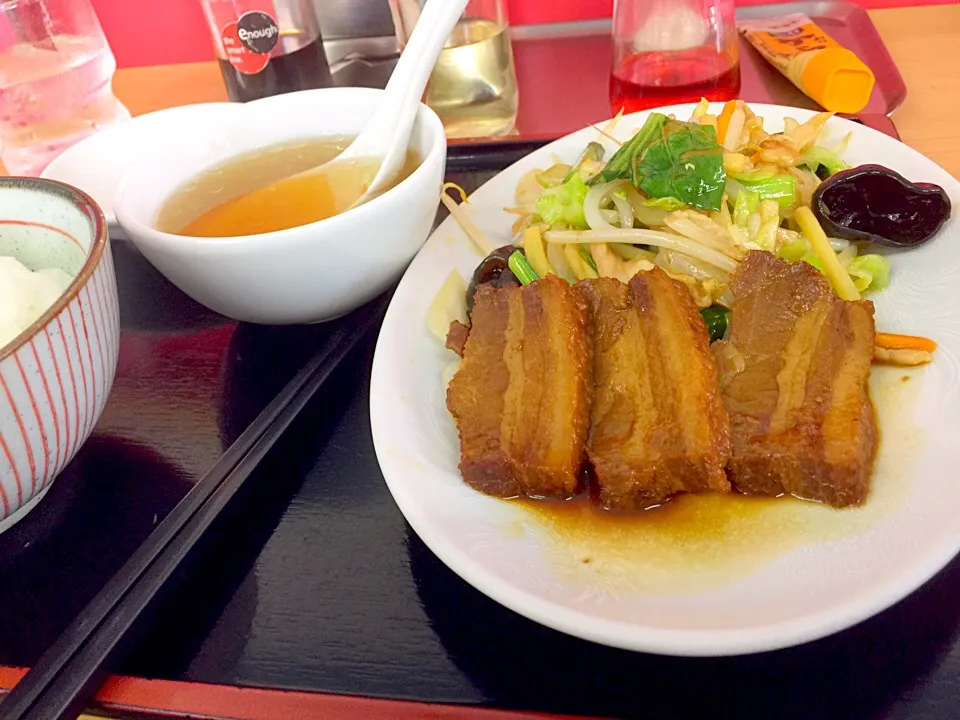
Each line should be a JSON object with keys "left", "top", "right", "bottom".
{"left": 610, "top": 48, "right": 740, "bottom": 114}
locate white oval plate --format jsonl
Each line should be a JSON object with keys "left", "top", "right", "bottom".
{"left": 41, "top": 102, "right": 239, "bottom": 240}
{"left": 370, "top": 103, "right": 960, "bottom": 656}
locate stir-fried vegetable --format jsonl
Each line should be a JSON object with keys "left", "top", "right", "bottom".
{"left": 536, "top": 172, "right": 590, "bottom": 228}
{"left": 429, "top": 101, "right": 949, "bottom": 373}
{"left": 731, "top": 173, "right": 797, "bottom": 209}
{"left": 795, "top": 206, "right": 861, "bottom": 300}
{"left": 599, "top": 114, "right": 726, "bottom": 211}
{"left": 523, "top": 226, "right": 554, "bottom": 278}
{"left": 848, "top": 254, "right": 891, "bottom": 293}
{"left": 508, "top": 250, "right": 539, "bottom": 285}
{"left": 564, "top": 141, "right": 605, "bottom": 183}
{"left": 701, "top": 306, "right": 731, "bottom": 343}
{"left": 441, "top": 183, "right": 494, "bottom": 255}
{"left": 635, "top": 120, "right": 726, "bottom": 211}
{"left": 457, "top": 103, "right": 931, "bottom": 312}
{"left": 601, "top": 112, "right": 668, "bottom": 183}
{"left": 875, "top": 332, "right": 937, "bottom": 352}
{"left": 800, "top": 146, "right": 848, "bottom": 178}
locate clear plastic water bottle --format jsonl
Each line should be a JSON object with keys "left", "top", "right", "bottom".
{"left": 0, "top": 0, "right": 131, "bottom": 176}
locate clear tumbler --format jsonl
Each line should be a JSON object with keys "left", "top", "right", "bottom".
{"left": 389, "top": 0, "right": 518, "bottom": 139}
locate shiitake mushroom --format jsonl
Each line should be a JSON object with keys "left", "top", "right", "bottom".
{"left": 812, "top": 164, "right": 951, "bottom": 247}
{"left": 466, "top": 245, "right": 523, "bottom": 316}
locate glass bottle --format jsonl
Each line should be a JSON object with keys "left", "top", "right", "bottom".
{"left": 609, "top": 0, "right": 740, "bottom": 114}
{"left": 389, "top": 0, "right": 518, "bottom": 139}
{"left": 199, "top": 0, "right": 333, "bottom": 103}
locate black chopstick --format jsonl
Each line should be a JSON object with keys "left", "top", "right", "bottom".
{"left": 0, "top": 296, "right": 388, "bottom": 720}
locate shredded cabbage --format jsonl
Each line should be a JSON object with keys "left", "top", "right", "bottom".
{"left": 848, "top": 254, "right": 891, "bottom": 293}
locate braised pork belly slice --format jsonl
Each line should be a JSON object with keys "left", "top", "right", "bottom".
{"left": 578, "top": 270, "right": 731, "bottom": 510}
{"left": 446, "top": 275, "right": 592, "bottom": 499}
{"left": 717, "top": 251, "right": 878, "bottom": 507}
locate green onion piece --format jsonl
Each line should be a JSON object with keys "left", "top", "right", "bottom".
{"left": 580, "top": 246, "right": 598, "bottom": 273}
{"left": 508, "top": 250, "right": 540, "bottom": 285}
{"left": 700, "top": 306, "right": 730, "bottom": 343}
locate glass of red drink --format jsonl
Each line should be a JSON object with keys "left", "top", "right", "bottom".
{"left": 609, "top": 0, "right": 740, "bottom": 115}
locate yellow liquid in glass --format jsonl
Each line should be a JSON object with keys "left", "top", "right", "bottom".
{"left": 425, "top": 18, "right": 518, "bottom": 139}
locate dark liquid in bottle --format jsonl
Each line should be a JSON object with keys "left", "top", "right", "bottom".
{"left": 610, "top": 47, "right": 740, "bottom": 114}
{"left": 218, "top": 37, "right": 333, "bottom": 103}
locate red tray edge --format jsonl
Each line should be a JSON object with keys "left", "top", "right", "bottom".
{"left": 0, "top": 665, "right": 603, "bottom": 720}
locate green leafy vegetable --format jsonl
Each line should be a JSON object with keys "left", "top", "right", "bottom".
{"left": 639, "top": 196, "right": 686, "bottom": 211}
{"left": 635, "top": 120, "right": 726, "bottom": 211}
{"left": 733, "top": 189, "right": 760, "bottom": 227}
{"left": 508, "top": 250, "right": 539, "bottom": 285}
{"left": 700, "top": 306, "right": 730, "bottom": 343}
{"left": 599, "top": 115, "right": 725, "bottom": 211}
{"left": 535, "top": 172, "right": 590, "bottom": 229}
{"left": 848, "top": 254, "right": 891, "bottom": 293}
{"left": 600, "top": 113, "right": 668, "bottom": 183}
{"left": 734, "top": 173, "right": 797, "bottom": 209}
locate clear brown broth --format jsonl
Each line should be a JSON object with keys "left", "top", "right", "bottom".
{"left": 155, "top": 136, "right": 420, "bottom": 237}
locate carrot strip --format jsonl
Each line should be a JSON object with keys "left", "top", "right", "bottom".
{"left": 716, "top": 100, "right": 737, "bottom": 146}
{"left": 875, "top": 332, "right": 937, "bottom": 353}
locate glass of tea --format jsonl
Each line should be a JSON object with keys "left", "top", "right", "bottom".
{"left": 609, "top": 0, "right": 740, "bottom": 114}
{"left": 199, "top": 0, "right": 333, "bottom": 103}
{"left": 389, "top": 0, "right": 518, "bottom": 139}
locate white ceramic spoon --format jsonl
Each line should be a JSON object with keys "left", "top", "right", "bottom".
{"left": 315, "top": 0, "right": 468, "bottom": 206}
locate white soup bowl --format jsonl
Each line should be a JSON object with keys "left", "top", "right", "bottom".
{"left": 114, "top": 87, "right": 447, "bottom": 324}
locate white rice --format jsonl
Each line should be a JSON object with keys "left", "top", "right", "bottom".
{"left": 0, "top": 256, "right": 73, "bottom": 349}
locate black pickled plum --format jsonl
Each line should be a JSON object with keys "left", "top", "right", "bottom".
{"left": 812, "top": 164, "right": 951, "bottom": 247}
{"left": 466, "top": 245, "right": 523, "bottom": 316}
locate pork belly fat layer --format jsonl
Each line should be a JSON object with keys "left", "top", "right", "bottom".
{"left": 578, "top": 270, "right": 731, "bottom": 510}
{"left": 446, "top": 276, "right": 593, "bottom": 499}
{"left": 719, "top": 251, "right": 878, "bottom": 507}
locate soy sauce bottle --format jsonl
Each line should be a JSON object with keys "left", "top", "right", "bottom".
{"left": 200, "top": 0, "right": 333, "bottom": 102}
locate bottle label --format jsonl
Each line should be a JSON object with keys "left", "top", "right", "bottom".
{"left": 211, "top": 1, "right": 281, "bottom": 75}
{"left": 237, "top": 11, "right": 280, "bottom": 54}
{"left": 738, "top": 14, "right": 839, "bottom": 58}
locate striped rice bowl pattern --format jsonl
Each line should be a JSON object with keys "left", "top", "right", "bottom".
{"left": 0, "top": 178, "right": 119, "bottom": 531}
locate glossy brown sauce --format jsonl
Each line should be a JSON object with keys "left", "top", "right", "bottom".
{"left": 502, "top": 365, "right": 924, "bottom": 595}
